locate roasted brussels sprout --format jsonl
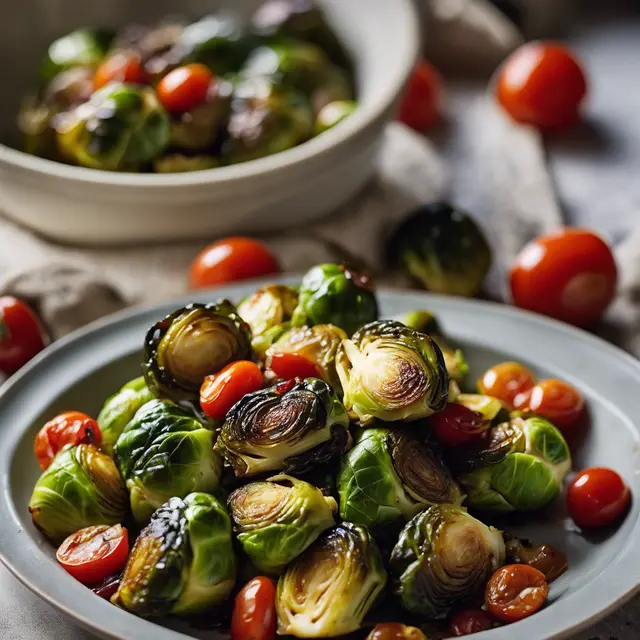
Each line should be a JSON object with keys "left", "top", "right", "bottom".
{"left": 113, "top": 492, "right": 236, "bottom": 616}
{"left": 143, "top": 301, "right": 252, "bottom": 407}
{"left": 276, "top": 522, "right": 387, "bottom": 637}
{"left": 388, "top": 202, "right": 492, "bottom": 297}
{"left": 315, "top": 100, "right": 357, "bottom": 135}
{"left": 292, "top": 263, "right": 379, "bottom": 336}
{"left": 390, "top": 505, "right": 505, "bottom": 619}
{"left": 114, "top": 399, "right": 223, "bottom": 524}
{"left": 336, "top": 321, "right": 449, "bottom": 424}
{"left": 450, "top": 416, "right": 572, "bottom": 513}
{"left": 217, "top": 377, "right": 350, "bottom": 477}
{"left": 29, "top": 444, "right": 128, "bottom": 543}
{"left": 338, "top": 428, "right": 463, "bottom": 533}
{"left": 55, "top": 83, "right": 171, "bottom": 171}
{"left": 228, "top": 474, "right": 336, "bottom": 574}
{"left": 310, "top": 67, "right": 353, "bottom": 115}
{"left": 154, "top": 154, "right": 219, "bottom": 173}
{"left": 97, "top": 376, "right": 154, "bottom": 456}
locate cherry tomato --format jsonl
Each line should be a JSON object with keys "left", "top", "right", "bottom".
{"left": 157, "top": 63, "right": 213, "bottom": 113}
{"left": 200, "top": 361, "right": 263, "bottom": 419}
{"left": 366, "top": 622, "right": 428, "bottom": 639}
{"left": 94, "top": 52, "right": 146, "bottom": 89}
{"left": 485, "top": 564, "right": 548, "bottom": 623}
{"left": 231, "top": 576, "right": 277, "bottom": 640}
{"left": 567, "top": 467, "right": 631, "bottom": 529}
{"left": 429, "top": 403, "right": 489, "bottom": 447}
{"left": 56, "top": 525, "right": 129, "bottom": 586}
{"left": 34, "top": 411, "right": 101, "bottom": 470}
{"left": 189, "top": 237, "right": 280, "bottom": 289}
{"left": 510, "top": 228, "right": 617, "bottom": 327}
{"left": 515, "top": 378, "right": 584, "bottom": 430}
{"left": 449, "top": 609, "right": 493, "bottom": 636}
{"left": 477, "top": 361, "right": 536, "bottom": 409}
{"left": 268, "top": 352, "right": 323, "bottom": 381}
{"left": 397, "top": 60, "right": 443, "bottom": 132}
{"left": 496, "top": 42, "right": 587, "bottom": 131}
{"left": 0, "top": 296, "right": 47, "bottom": 375}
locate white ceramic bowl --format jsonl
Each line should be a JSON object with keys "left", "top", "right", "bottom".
{"left": 0, "top": 0, "right": 419, "bottom": 246}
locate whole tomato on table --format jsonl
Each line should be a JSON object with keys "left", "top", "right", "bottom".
{"left": 397, "top": 60, "right": 444, "bottom": 132}
{"left": 0, "top": 296, "right": 47, "bottom": 375}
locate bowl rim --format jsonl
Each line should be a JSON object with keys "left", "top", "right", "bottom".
{"left": 0, "top": 0, "right": 420, "bottom": 188}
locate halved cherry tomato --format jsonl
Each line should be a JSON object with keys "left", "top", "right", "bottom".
{"left": 496, "top": 42, "right": 587, "bottom": 131}
{"left": 0, "top": 296, "right": 47, "bottom": 375}
{"left": 515, "top": 378, "right": 584, "bottom": 430}
{"left": 200, "top": 361, "right": 263, "bottom": 419}
{"left": 57, "top": 524, "right": 129, "bottom": 586}
{"left": 366, "top": 622, "right": 428, "bottom": 639}
{"left": 34, "top": 411, "right": 101, "bottom": 470}
{"left": 397, "top": 60, "right": 443, "bottom": 132}
{"left": 94, "top": 52, "right": 146, "bottom": 89}
{"left": 429, "top": 403, "right": 489, "bottom": 447}
{"left": 189, "top": 237, "right": 280, "bottom": 290}
{"left": 510, "top": 228, "right": 617, "bottom": 327}
{"left": 485, "top": 564, "right": 548, "bottom": 623}
{"left": 567, "top": 467, "right": 631, "bottom": 529}
{"left": 477, "top": 361, "right": 536, "bottom": 409}
{"left": 449, "top": 609, "right": 493, "bottom": 636}
{"left": 231, "top": 576, "right": 277, "bottom": 640}
{"left": 268, "top": 352, "right": 323, "bottom": 381}
{"left": 157, "top": 63, "right": 213, "bottom": 113}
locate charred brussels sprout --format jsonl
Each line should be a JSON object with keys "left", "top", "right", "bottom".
{"left": 143, "top": 301, "right": 252, "bottom": 406}
{"left": 113, "top": 492, "right": 236, "bottom": 616}
{"left": 388, "top": 202, "right": 492, "bottom": 297}
{"left": 451, "top": 416, "right": 571, "bottom": 513}
{"left": 154, "top": 154, "right": 219, "bottom": 173}
{"left": 56, "top": 83, "right": 170, "bottom": 171}
{"left": 338, "top": 428, "right": 463, "bottom": 533}
{"left": 29, "top": 444, "right": 127, "bottom": 543}
{"left": 228, "top": 474, "right": 336, "bottom": 574}
{"left": 276, "top": 522, "right": 387, "bottom": 637}
{"left": 390, "top": 505, "right": 505, "bottom": 619}
{"left": 336, "top": 321, "right": 449, "bottom": 424}
{"left": 292, "top": 263, "right": 379, "bottom": 336}
{"left": 114, "top": 400, "right": 223, "bottom": 524}
{"left": 217, "top": 378, "right": 350, "bottom": 477}
{"left": 315, "top": 100, "right": 357, "bottom": 135}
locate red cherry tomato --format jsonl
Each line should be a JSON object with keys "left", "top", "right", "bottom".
{"left": 515, "top": 378, "right": 584, "bottom": 430}
{"left": 496, "top": 41, "right": 587, "bottom": 131}
{"left": 0, "top": 296, "right": 47, "bottom": 375}
{"left": 200, "top": 361, "right": 263, "bottom": 419}
{"left": 567, "top": 467, "right": 631, "bottom": 529}
{"left": 231, "top": 576, "right": 277, "bottom": 640}
{"left": 429, "top": 403, "right": 489, "bottom": 447}
{"left": 189, "top": 237, "right": 280, "bottom": 290}
{"left": 485, "top": 564, "right": 549, "bottom": 623}
{"left": 94, "top": 52, "right": 146, "bottom": 89}
{"left": 510, "top": 228, "right": 617, "bottom": 327}
{"left": 157, "top": 63, "right": 213, "bottom": 113}
{"left": 397, "top": 60, "right": 443, "bottom": 132}
{"left": 477, "top": 361, "right": 536, "bottom": 409}
{"left": 57, "top": 525, "right": 129, "bottom": 586}
{"left": 366, "top": 623, "right": 428, "bottom": 639}
{"left": 34, "top": 411, "right": 101, "bottom": 470}
{"left": 449, "top": 609, "right": 493, "bottom": 636}
{"left": 268, "top": 352, "right": 323, "bottom": 381}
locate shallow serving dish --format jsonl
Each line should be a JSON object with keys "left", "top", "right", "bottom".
{"left": 0, "top": 279, "right": 639, "bottom": 640}
{"left": 0, "top": 0, "right": 418, "bottom": 246}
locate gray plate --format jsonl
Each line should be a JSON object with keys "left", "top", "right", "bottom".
{"left": 0, "top": 279, "right": 639, "bottom": 640}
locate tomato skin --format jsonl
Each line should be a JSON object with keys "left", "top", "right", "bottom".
{"left": 567, "top": 467, "right": 631, "bottom": 529}
{"left": 477, "top": 361, "right": 536, "bottom": 409}
{"left": 231, "top": 576, "right": 277, "bottom": 640}
{"left": 200, "top": 361, "right": 263, "bottom": 419}
{"left": 510, "top": 228, "right": 617, "bottom": 327}
{"left": 366, "top": 622, "right": 428, "bottom": 639}
{"left": 485, "top": 564, "right": 548, "bottom": 623}
{"left": 496, "top": 42, "right": 587, "bottom": 131}
{"left": 94, "top": 52, "right": 146, "bottom": 89}
{"left": 449, "top": 609, "right": 493, "bottom": 636}
{"left": 57, "top": 525, "right": 129, "bottom": 586}
{"left": 429, "top": 403, "right": 489, "bottom": 447}
{"left": 268, "top": 352, "right": 323, "bottom": 381}
{"left": 515, "top": 378, "right": 584, "bottom": 430}
{"left": 0, "top": 296, "right": 47, "bottom": 375}
{"left": 189, "top": 237, "right": 280, "bottom": 289}
{"left": 34, "top": 411, "right": 102, "bottom": 470}
{"left": 397, "top": 60, "right": 443, "bottom": 132}
{"left": 157, "top": 63, "right": 213, "bottom": 113}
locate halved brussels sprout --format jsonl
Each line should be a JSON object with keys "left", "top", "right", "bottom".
{"left": 390, "top": 505, "right": 505, "bottom": 619}
{"left": 388, "top": 202, "right": 492, "bottom": 297}
{"left": 154, "top": 154, "right": 219, "bottom": 173}
{"left": 315, "top": 100, "right": 357, "bottom": 135}
{"left": 97, "top": 376, "right": 154, "bottom": 456}
{"left": 450, "top": 416, "right": 572, "bottom": 513}
{"left": 277, "top": 522, "right": 387, "bottom": 637}
{"left": 338, "top": 428, "right": 463, "bottom": 533}
{"left": 114, "top": 399, "right": 223, "bottom": 524}
{"left": 29, "top": 444, "right": 128, "bottom": 543}
{"left": 228, "top": 474, "right": 336, "bottom": 574}
{"left": 55, "top": 83, "right": 170, "bottom": 171}
{"left": 143, "top": 301, "right": 252, "bottom": 406}
{"left": 216, "top": 377, "right": 350, "bottom": 477}
{"left": 336, "top": 321, "right": 449, "bottom": 424}
{"left": 113, "top": 492, "right": 236, "bottom": 616}
{"left": 292, "top": 263, "right": 379, "bottom": 336}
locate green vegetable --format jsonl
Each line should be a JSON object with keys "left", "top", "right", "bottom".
{"left": 315, "top": 100, "right": 357, "bottom": 135}
{"left": 154, "top": 154, "right": 219, "bottom": 173}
